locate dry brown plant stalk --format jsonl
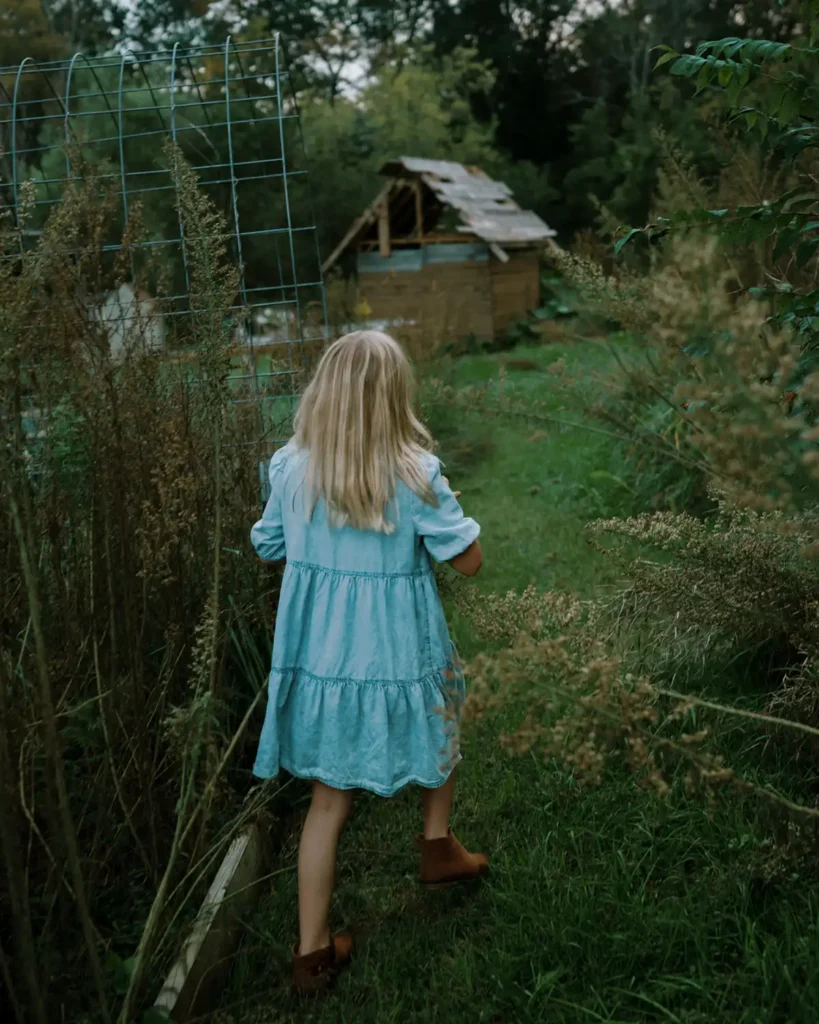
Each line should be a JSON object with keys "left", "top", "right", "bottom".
{"left": 0, "top": 143, "right": 283, "bottom": 1021}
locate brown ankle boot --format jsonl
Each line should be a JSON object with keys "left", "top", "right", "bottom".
{"left": 291, "top": 932, "right": 353, "bottom": 995}
{"left": 417, "top": 829, "right": 489, "bottom": 889}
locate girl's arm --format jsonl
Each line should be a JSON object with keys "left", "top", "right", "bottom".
{"left": 449, "top": 538, "right": 482, "bottom": 577}
{"left": 439, "top": 474, "right": 481, "bottom": 575}
{"left": 250, "top": 448, "right": 290, "bottom": 564}
{"left": 413, "top": 458, "right": 482, "bottom": 573}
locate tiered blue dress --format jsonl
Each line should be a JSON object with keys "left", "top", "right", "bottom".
{"left": 250, "top": 443, "right": 480, "bottom": 796}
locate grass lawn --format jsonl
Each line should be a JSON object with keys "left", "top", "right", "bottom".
{"left": 213, "top": 341, "right": 819, "bottom": 1024}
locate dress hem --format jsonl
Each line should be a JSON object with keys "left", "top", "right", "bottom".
{"left": 252, "top": 753, "right": 462, "bottom": 798}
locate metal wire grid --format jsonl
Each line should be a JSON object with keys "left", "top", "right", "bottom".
{"left": 0, "top": 35, "right": 327, "bottom": 498}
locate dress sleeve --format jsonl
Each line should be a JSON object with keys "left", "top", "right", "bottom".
{"left": 412, "top": 454, "right": 481, "bottom": 564}
{"left": 250, "top": 446, "right": 291, "bottom": 562}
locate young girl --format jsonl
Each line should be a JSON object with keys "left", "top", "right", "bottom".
{"left": 250, "top": 330, "right": 488, "bottom": 995}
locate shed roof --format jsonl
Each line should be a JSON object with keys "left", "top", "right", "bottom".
{"left": 322, "top": 157, "right": 556, "bottom": 273}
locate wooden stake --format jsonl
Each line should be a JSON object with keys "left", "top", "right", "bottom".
{"left": 414, "top": 180, "right": 424, "bottom": 242}
{"left": 378, "top": 201, "right": 391, "bottom": 258}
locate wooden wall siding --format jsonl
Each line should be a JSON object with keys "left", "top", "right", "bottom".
{"left": 490, "top": 249, "right": 541, "bottom": 335}
{"left": 359, "top": 261, "right": 494, "bottom": 343}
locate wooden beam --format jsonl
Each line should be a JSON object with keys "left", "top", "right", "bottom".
{"left": 414, "top": 179, "right": 424, "bottom": 242}
{"left": 321, "top": 179, "right": 394, "bottom": 274}
{"left": 378, "top": 200, "right": 391, "bottom": 257}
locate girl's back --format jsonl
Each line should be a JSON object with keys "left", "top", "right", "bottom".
{"left": 251, "top": 438, "right": 479, "bottom": 792}
{"left": 263, "top": 443, "right": 467, "bottom": 574}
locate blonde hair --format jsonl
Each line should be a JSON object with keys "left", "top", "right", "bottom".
{"left": 293, "top": 331, "right": 434, "bottom": 533}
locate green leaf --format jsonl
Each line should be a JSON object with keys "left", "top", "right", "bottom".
{"left": 589, "top": 471, "right": 636, "bottom": 494}
{"left": 696, "top": 60, "right": 715, "bottom": 90}
{"left": 142, "top": 1011, "right": 173, "bottom": 1024}
{"left": 717, "top": 65, "right": 733, "bottom": 87}
{"left": 777, "top": 87, "right": 802, "bottom": 126}
{"left": 797, "top": 236, "right": 819, "bottom": 266}
{"left": 614, "top": 227, "right": 646, "bottom": 257}
{"left": 726, "top": 75, "right": 743, "bottom": 106}
{"left": 774, "top": 224, "right": 801, "bottom": 261}
{"left": 106, "top": 952, "right": 137, "bottom": 996}
{"left": 654, "top": 50, "right": 679, "bottom": 70}
{"left": 696, "top": 37, "right": 791, "bottom": 64}
{"left": 670, "top": 54, "right": 705, "bottom": 78}
{"left": 743, "top": 39, "right": 791, "bottom": 62}
{"left": 782, "top": 127, "right": 819, "bottom": 159}
{"left": 697, "top": 37, "right": 740, "bottom": 58}
{"left": 778, "top": 187, "right": 819, "bottom": 213}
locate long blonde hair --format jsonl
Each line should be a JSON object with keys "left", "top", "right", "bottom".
{"left": 293, "top": 330, "right": 433, "bottom": 533}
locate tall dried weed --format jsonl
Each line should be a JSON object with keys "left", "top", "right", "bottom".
{"left": 0, "top": 147, "right": 282, "bottom": 1022}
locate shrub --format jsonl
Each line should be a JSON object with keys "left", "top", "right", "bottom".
{"left": 460, "top": 582, "right": 819, "bottom": 829}
{"left": 586, "top": 495, "right": 819, "bottom": 692}
{"left": 457, "top": 6, "right": 819, "bottom": 840}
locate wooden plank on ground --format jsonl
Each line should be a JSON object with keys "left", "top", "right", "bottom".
{"left": 152, "top": 824, "right": 269, "bottom": 1022}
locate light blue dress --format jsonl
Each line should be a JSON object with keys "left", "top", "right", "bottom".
{"left": 250, "top": 443, "right": 480, "bottom": 797}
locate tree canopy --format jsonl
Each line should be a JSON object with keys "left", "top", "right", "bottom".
{"left": 4, "top": 1, "right": 804, "bottom": 248}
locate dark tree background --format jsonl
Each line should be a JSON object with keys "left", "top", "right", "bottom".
{"left": 16, "top": 1, "right": 803, "bottom": 247}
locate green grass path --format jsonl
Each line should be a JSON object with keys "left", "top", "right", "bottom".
{"left": 215, "top": 343, "right": 819, "bottom": 1024}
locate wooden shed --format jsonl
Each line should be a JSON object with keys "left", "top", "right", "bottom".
{"left": 322, "top": 157, "right": 558, "bottom": 345}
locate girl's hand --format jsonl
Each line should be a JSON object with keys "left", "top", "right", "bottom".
{"left": 442, "top": 476, "right": 462, "bottom": 500}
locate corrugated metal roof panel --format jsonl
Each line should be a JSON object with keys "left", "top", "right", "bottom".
{"left": 381, "top": 157, "right": 479, "bottom": 181}
{"left": 378, "top": 156, "right": 556, "bottom": 245}
{"left": 432, "top": 180, "right": 513, "bottom": 204}
{"left": 458, "top": 210, "right": 558, "bottom": 244}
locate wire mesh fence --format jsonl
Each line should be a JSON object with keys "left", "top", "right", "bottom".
{"left": 0, "top": 35, "right": 327, "bottom": 501}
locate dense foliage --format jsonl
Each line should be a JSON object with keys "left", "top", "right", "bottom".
{"left": 457, "top": 1, "right": 819, "bottom": 835}
{"left": 7, "top": 2, "right": 799, "bottom": 249}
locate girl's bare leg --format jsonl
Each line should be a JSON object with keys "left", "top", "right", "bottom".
{"left": 421, "top": 769, "right": 456, "bottom": 840}
{"left": 297, "top": 780, "right": 354, "bottom": 956}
